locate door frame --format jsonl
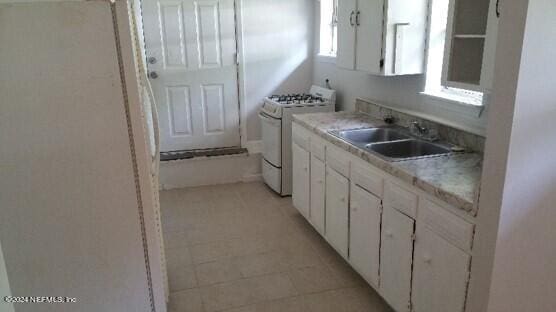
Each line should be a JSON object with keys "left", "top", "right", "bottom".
{"left": 233, "top": 0, "right": 252, "bottom": 151}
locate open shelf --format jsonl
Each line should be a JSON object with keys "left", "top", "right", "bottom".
{"left": 447, "top": 37, "right": 485, "bottom": 85}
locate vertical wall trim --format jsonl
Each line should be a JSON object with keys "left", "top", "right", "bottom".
{"left": 110, "top": 2, "right": 156, "bottom": 312}
{"left": 235, "top": 0, "right": 249, "bottom": 146}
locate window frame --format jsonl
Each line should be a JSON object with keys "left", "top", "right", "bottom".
{"left": 318, "top": 0, "right": 338, "bottom": 59}
{"left": 422, "top": 0, "right": 485, "bottom": 108}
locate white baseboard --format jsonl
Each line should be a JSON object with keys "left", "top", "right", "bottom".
{"left": 159, "top": 152, "right": 262, "bottom": 190}
{"left": 245, "top": 140, "right": 263, "bottom": 154}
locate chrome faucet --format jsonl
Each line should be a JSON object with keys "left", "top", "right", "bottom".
{"left": 410, "top": 121, "right": 439, "bottom": 142}
{"left": 411, "top": 121, "right": 428, "bottom": 135}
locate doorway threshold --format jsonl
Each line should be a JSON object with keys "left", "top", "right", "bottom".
{"left": 160, "top": 147, "right": 248, "bottom": 162}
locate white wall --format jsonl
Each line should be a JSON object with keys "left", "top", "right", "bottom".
{"left": 312, "top": 2, "right": 488, "bottom": 135}
{"left": 0, "top": 241, "right": 14, "bottom": 312}
{"left": 239, "top": 0, "right": 314, "bottom": 141}
{"left": 482, "top": 0, "right": 556, "bottom": 311}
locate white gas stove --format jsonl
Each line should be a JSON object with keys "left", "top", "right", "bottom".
{"left": 259, "top": 86, "right": 336, "bottom": 196}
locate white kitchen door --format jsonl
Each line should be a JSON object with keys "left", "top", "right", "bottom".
{"left": 143, "top": 0, "right": 240, "bottom": 151}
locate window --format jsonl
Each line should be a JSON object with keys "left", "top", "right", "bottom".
{"left": 424, "top": 0, "right": 483, "bottom": 106}
{"left": 319, "top": 0, "right": 338, "bottom": 57}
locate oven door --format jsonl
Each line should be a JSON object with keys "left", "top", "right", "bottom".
{"left": 259, "top": 112, "right": 282, "bottom": 167}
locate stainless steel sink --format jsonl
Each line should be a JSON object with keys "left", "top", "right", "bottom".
{"left": 333, "top": 128, "right": 410, "bottom": 145}
{"left": 366, "top": 140, "right": 452, "bottom": 160}
{"left": 329, "top": 127, "right": 457, "bottom": 161}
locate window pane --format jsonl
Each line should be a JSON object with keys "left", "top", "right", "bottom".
{"left": 319, "top": 0, "right": 337, "bottom": 56}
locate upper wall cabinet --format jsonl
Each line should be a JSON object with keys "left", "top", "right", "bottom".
{"left": 442, "top": 0, "right": 499, "bottom": 91}
{"left": 337, "top": 0, "right": 429, "bottom": 76}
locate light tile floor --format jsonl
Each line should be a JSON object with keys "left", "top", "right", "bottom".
{"left": 161, "top": 181, "right": 393, "bottom": 312}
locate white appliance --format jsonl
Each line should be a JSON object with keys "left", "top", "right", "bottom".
{"left": 260, "top": 86, "right": 336, "bottom": 196}
{"left": 0, "top": 1, "right": 166, "bottom": 311}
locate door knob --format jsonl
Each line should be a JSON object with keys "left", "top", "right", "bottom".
{"left": 148, "top": 71, "right": 159, "bottom": 79}
{"left": 147, "top": 56, "right": 157, "bottom": 64}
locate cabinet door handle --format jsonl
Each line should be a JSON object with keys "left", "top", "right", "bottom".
{"left": 423, "top": 255, "right": 432, "bottom": 264}
{"left": 349, "top": 11, "right": 355, "bottom": 26}
{"left": 385, "top": 230, "right": 393, "bottom": 238}
{"left": 496, "top": 0, "right": 501, "bottom": 17}
{"left": 356, "top": 11, "right": 361, "bottom": 26}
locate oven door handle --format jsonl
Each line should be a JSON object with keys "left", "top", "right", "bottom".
{"left": 259, "top": 111, "right": 282, "bottom": 126}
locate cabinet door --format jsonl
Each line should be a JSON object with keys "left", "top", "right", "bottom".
{"left": 354, "top": 0, "right": 385, "bottom": 74}
{"left": 480, "top": 0, "right": 500, "bottom": 90}
{"left": 349, "top": 184, "right": 382, "bottom": 287}
{"left": 325, "top": 167, "right": 350, "bottom": 258}
{"left": 412, "top": 225, "right": 471, "bottom": 312}
{"left": 310, "top": 156, "right": 326, "bottom": 235}
{"left": 292, "top": 142, "right": 310, "bottom": 219}
{"left": 381, "top": 0, "right": 428, "bottom": 76}
{"left": 380, "top": 206, "right": 414, "bottom": 312}
{"left": 337, "top": 0, "right": 357, "bottom": 70}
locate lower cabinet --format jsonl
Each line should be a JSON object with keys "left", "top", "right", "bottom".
{"left": 291, "top": 123, "right": 475, "bottom": 312}
{"left": 292, "top": 142, "right": 310, "bottom": 218}
{"left": 349, "top": 184, "right": 382, "bottom": 287}
{"left": 325, "top": 166, "right": 349, "bottom": 258}
{"left": 411, "top": 225, "right": 471, "bottom": 312}
{"left": 310, "top": 156, "right": 326, "bottom": 235}
{"left": 380, "top": 206, "right": 415, "bottom": 312}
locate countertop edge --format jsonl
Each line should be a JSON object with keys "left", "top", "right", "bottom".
{"left": 293, "top": 113, "right": 478, "bottom": 216}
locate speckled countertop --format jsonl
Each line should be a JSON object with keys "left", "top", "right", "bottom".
{"left": 293, "top": 111, "right": 483, "bottom": 216}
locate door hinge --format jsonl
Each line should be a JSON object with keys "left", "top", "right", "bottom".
{"left": 411, "top": 233, "right": 417, "bottom": 242}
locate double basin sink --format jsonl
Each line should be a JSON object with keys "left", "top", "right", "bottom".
{"left": 330, "top": 127, "right": 454, "bottom": 161}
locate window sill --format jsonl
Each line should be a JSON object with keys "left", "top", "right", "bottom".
{"left": 316, "top": 54, "right": 337, "bottom": 64}
{"left": 421, "top": 90, "right": 483, "bottom": 108}
{"left": 420, "top": 90, "right": 488, "bottom": 123}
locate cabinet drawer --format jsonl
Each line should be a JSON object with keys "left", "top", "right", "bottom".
{"left": 292, "top": 132, "right": 310, "bottom": 151}
{"left": 351, "top": 163, "right": 383, "bottom": 198}
{"left": 384, "top": 182, "right": 418, "bottom": 218}
{"left": 326, "top": 146, "right": 350, "bottom": 177}
{"left": 310, "top": 136, "right": 326, "bottom": 161}
{"left": 292, "top": 124, "right": 311, "bottom": 150}
{"left": 418, "top": 199, "right": 475, "bottom": 252}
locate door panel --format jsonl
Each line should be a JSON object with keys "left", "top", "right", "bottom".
{"left": 196, "top": 1, "right": 222, "bottom": 68}
{"left": 167, "top": 86, "right": 193, "bottom": 136}
{"left": 201, "top": 84, "right": 225, "bottom": 133}
{"left": 337, "top": 0, "right": 357, "bottom": 69}
{"left": 160, "top": 2, "right": 188, "bottom": 68}
{"left": 380, "top": 206, "right": 414, "bottom": 312}
{"left": 412, "top": 225, "right": 471, "bottom": 312}
{"left": 292, "top": 142, "right": 310, "bottom": 218}
{"left": 349, "top": 184, "right": 382, "bottom": 287}
{"left": 310, "top": 156, "right": 326, "bottom": 234}
{"left": 143, "top": 0, "right": 240, "bottom": 151}
{"left": 325, "top": 167, "right": 349, "bottom": 258}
